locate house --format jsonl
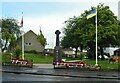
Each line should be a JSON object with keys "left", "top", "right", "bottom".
{"left": 46, "top": 49, "right": 54, "bottom": 54}
{"left": 113, "top": 48, "right": 120, "bottom": 63}
{"left": 63, "top": 48, "right": 75, "bottom": 55}
{"left": 44, "top": 48, "right": 54, "bottom": 55}
{"left": 104, "top": 47, "right": 119, "bottom": 56}
{"left": 17, "top": 30, "right": 44, "bottom": 53}
{"left": 109, "top": 48, "right": 120, "bottom": 63}
{"left": 114, "top": 48, "right": 120, "bottom": 56}
{"left": 76, "top": 50, "right": 81, "bottom": 55}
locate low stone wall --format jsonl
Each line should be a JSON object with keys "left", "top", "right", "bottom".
{"left": 2, "top": 62, "right": 33, "bottom": 68}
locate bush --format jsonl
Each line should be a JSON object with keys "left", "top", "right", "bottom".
{"left": 78, "top": 53, "right": 87, "bottom": 60}
{"left": 25, "top": 50, "right": 37, "bottom": 54}
{"left": 14, "top": 47, "right": 21, "bottom": 58}
{"left": 2, "top": 53, "right": 11, "bottom": 63}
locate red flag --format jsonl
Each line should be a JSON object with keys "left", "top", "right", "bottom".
{"left": 20, "top": 17, "right": 23, "bottom": 27}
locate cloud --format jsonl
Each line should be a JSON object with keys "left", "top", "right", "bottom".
{"left": 3, "top": 0, "right": 118, "bottom": 47}
{"left": 21, "top": 1, "right": 118, "bottom": 48}
{"left": 22, "top": 8, "right": 83, "bottom": 48}
{"left": 23, "top": 15, "right": 67, "bottom": 48}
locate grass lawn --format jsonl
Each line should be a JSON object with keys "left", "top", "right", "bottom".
{"left": 84, "top": 59, "right": 120, "bottom": 71}
{"left": 24, "top": 53, "right": 53, "bottom": 64}
{"left": 1, "top": 53, "right": 53, "bottom": 64}
{"left": 63, "top": 57, "right": 119, "bottom": 71}
{"left": 63, "top": 57, "right": 81, "bottom": 61}
{"left": 1, "top": 52, "right": 120, "bottom": 71}
{"left": 1, "top": 52, "right": 11, "bottom": 63}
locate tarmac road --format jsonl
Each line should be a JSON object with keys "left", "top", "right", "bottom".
{"left": 2, "top": 72, "right": 119, "bottom": 82}
{"left": 1, "top": 64, "right": 120, "bottom": 82}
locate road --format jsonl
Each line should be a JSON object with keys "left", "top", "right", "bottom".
{"left": 3, "top": 72, "right": 117, "bottom": 81}
{"left": 1, "top": 65, "right": 120, "bottom": 82}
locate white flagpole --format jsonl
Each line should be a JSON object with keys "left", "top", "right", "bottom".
{"left": 21, "top": 12, "right": 24, "bottom": 60}
{"left": 22, "top": 30, "right": 24, "bottom": 60}
{"left": 95, "top": 8, "right": 98, "bottom": 66}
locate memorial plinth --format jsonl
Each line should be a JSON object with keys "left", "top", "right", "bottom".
{"left": 54, "top": 30, "right": 62, "bottom": 62}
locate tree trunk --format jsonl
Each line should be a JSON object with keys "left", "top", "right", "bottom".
{"left": 75, "top": 47, "right": 78, "bottom": 56}
{"left": 100, "top": 46, "right": 104, "bottom": 60}
{"left": 2, "top": 40, "right": 8, "bottom": 52}
{"left": 88, "top": 44, "right": 95, "bottom": 59}
{"left": 80, "top": 45, "right": 83, "bottom": 52}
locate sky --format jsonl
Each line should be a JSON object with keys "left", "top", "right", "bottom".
{"left": 0, "top": 0, "right": 119, "bottom": 49}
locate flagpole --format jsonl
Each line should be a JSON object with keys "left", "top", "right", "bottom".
{"left": 21, "top": 12, "right": 24, "bottom": 60}
{"left": 95, "top": 8, "right": 98, "bottom": 66}
{"left": 22, "top": 29, "right": 24, "bottom": 60}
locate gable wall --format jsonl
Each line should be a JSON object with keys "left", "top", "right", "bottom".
{"left": 17, "top": 30, "right": 44, "bottom": 52}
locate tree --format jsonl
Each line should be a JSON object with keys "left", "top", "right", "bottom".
{"left": 61, "top": 3, "right": 120, "bottom": 59}
{"left": 61, "top": 16, "right": 83, "bottom": 55}
{"left": 1, "top": 18, "right": 21, "bottom": 52}
{"left": 116, "top": 21, "right": 120, "bottom": 46}
{"left": 37, "top": 29, "right": 47, "bottom": 47}
{"left": 14, "top": 47, "right": 21, "bottom": 58}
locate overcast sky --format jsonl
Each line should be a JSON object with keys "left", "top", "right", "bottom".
{"left": 1, "top": 0, "right": 119, "bottom": 49}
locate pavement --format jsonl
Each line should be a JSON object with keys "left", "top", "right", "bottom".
{"left": 1, "top": 64, "right": 120, "bottom": 80}
{"left": 33, "top": 64, "right": 53, "bottom": 68}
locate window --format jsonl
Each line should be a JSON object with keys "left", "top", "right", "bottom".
{"left": 25, "top": 43, "right": 32, "bottom": 46}
{"left": 25, "top": 43, "right": 28, "bottom": 45}
{"left": 29, "top": 43, "right": 32, "bottom": 45}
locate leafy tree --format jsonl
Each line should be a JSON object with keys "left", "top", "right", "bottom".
{"left": 117, "top": 21, "right": 120, "bottom": 46}
{"left": 14, "top": 47, "right": 21, "bottom": 58}
{"left": 61, "top": 3, "right": 120, "bottom": 60}
{"left": 37, "top": 29, "right": 47, "bottom": 47}
{"left": 61, "top": 16, "right": 83, "bottom": 55}
{"left": 96, "top": 4, "right": 119, "bottom": 59}
{"left": 1, "top": 18, "right": 21, "bottom": 52}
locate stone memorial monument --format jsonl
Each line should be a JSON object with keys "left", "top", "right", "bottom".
{"left": 54, "top": 30, "right": 62, "bottom": 62}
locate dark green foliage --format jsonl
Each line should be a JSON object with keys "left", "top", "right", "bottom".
{"left": 61, "top": 3, "right": 120, "bottom": 60}
{"left": 2, "top": 53, "right": 11, "bottom": 63}
{"left": 14, "top": 47, "right": 21, "bottom": 58}
{"left": 37, "top": 29, "right": 47, "bottom": 47}
{"left": 25, "top": 50, "right": 37, "bottom": 54}
{"left": 1, "top": 18, "right": 21, "bottom": 52}
{"left": 78, "top": 53, "right": 84, "bottom": 60}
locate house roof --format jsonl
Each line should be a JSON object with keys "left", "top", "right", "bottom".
{"left": 114, "top": 48, "right": 120, "bottom": 52}
{"left": 24, "top": 30, "right": 37, "bottom": 36}
{"left": 17, "top": 30, "right": 37, "bottom": 41}
{"left": 63, "top": 48, "right": 74, "bottom": 51}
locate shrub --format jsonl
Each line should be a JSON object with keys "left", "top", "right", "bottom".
{"left": 14, "top": 47, "right": 21, "bottom": 58}
{"left": 78, "top": 53, "right": 87, "bottom": 60}
{"left": 25, "top": 50, "right": 37, "bottom": 54}
{"left": 2, "top": 53, "right": 11, "bottom": 63}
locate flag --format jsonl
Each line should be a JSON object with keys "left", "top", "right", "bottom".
{"left": 20, "top": 17, "right": 23, "bottom": 27}
{"left": 86, "top": 9, "right": 97, "bottom": 19}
